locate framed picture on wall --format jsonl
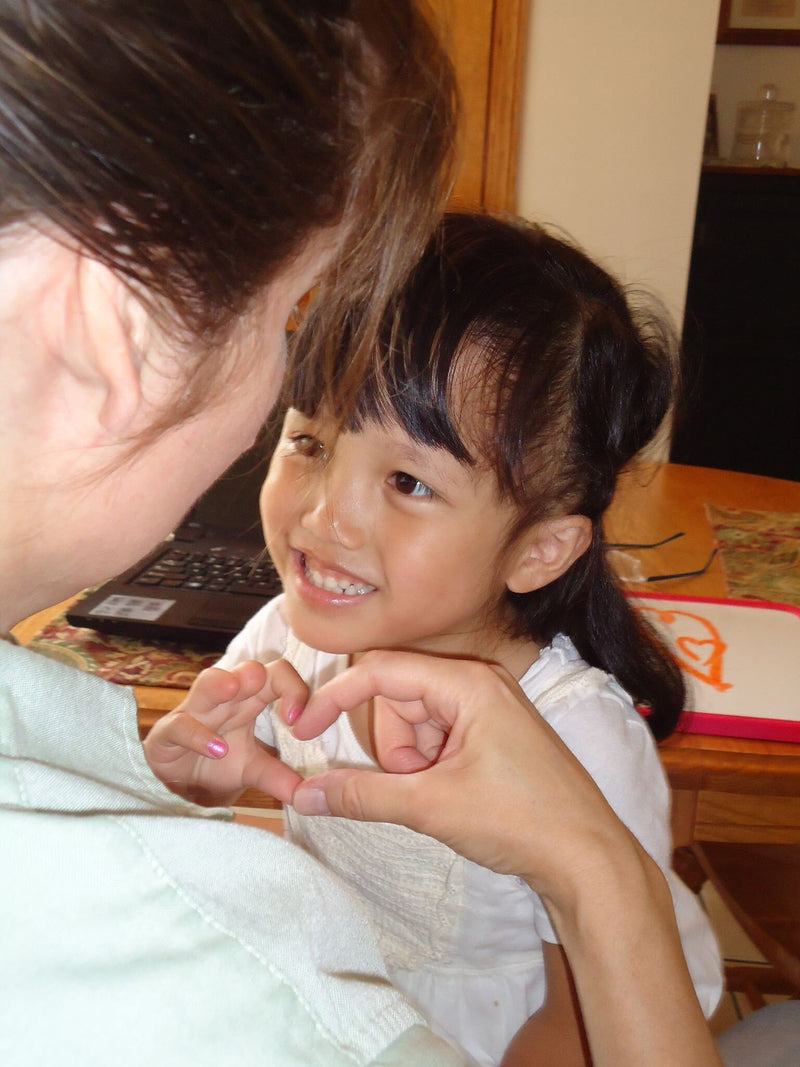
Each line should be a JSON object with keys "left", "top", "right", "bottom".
{"left": 718, "top": 0, "right": 800, "bottom": 44}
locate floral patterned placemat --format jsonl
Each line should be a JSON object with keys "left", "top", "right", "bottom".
{"left": 706, "top": 504, "right": 800, "bottom": 609}
{"left": 26, "top": 613, "right": 218, "bottom": 687}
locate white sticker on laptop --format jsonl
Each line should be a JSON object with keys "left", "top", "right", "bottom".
{"left": 89, "top": 595, "right": 176, "bottom": 622}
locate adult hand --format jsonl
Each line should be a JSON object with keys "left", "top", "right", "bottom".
{"left": 290, "top": 651, "right": 724, "bottom": 1067}
{"left": 290, "top": 650, "right": 629, "bottom": 896}
{"left": 144, "top": 659, "right": 305, "bottom": 806}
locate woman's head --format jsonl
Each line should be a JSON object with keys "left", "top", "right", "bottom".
{"left": 0, "top": 1, "right": 456, "bottom": 628}
{"left": 0, "top": 0, "right": 455, "bottom": 422}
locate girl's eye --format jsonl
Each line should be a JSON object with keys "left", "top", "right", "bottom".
{"left": 390, "top": 471, "right": 434, "bottom": 498}
{"left": 287, "top": 433, "right": 326, "bottom": 460}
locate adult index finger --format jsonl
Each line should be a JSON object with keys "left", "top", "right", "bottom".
{"left": 290, "top": 649, "right": 484, "bottom": 741}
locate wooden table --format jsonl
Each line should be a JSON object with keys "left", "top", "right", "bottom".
{"left": 13, "top": 463, "right": 800, "bottom": 841}
{"left": 605, "top": 463, "right": 800, "bottom": 846}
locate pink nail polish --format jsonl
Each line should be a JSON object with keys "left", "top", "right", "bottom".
{"left": 286, "top": 704, "right": 303, "bottom": 726}
{"left": 207, "top": 739, "right": 228, "bottom": 759}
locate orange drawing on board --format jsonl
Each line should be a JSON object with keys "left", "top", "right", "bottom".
{"left": 638, "top": 607, "right": 733, "bottom": 693}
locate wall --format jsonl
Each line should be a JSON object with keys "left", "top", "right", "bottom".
{"left": 711, "top": 44, "right": 800, "bottom": 166}
{"left": 516, "top": 0, "right": 720, "bottom": 329}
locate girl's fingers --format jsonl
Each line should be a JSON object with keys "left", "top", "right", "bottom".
{"left": 170, "top": 661, "right": 270, "bottom": 727}
{"left": 243, "top": 748, "right": 304, "bottom": 806}
{"left": 144, "top": 708, "right": 227, "bottom": 765}
{"left": 176, "top": 665, "right": 250, "bottom": 719}
{"left": 162, "top": 658, "right": 308, "bottom": 742}
{"left": 260, "top": 658, "right": 310, "bottom": 724}
{"left": 146, "top": 661, "right": 272, "bottom": 765}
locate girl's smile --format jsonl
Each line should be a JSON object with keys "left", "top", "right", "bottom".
{"left": 295, "top": 549, "right": 377, "bottom": 599}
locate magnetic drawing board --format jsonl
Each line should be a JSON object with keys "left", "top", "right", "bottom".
{"left": 630, "top": 593, "right": 800, "bottom": 743}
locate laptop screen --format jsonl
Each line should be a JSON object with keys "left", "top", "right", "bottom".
{"left": 182, "top": 423, "right": 278, "bottom": 539}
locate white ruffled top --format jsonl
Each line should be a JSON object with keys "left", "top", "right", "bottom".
{"left": 219, "top": 597, "right": 723, "bottom": 1067}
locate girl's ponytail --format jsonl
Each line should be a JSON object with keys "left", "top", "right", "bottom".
{"left": 559, "top": 288, "right": 685, "bottom": 739}
{"left": 566, "top": 533, "right": 684, "bottom": 741}
{"left": 507, "top": 232, "right": 687, "bottom": 739}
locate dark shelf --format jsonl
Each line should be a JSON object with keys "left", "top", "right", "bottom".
{"left": 671, "top": 169, "right": 800, "bottom": 482}
{"left": 701, "top": 163, "right": 800, "bottom": 177}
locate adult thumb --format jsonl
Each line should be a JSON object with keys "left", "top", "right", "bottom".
{"left": 292, "top": 768, "right": 422, "bottom": 826}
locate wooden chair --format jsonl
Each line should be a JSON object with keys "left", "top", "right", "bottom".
{"left": 675, "top": 843, "right": 800, "bottom": 1011}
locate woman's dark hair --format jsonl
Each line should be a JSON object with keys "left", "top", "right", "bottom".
{"left": 0, "top": 0, "right": 455, "bottom": 423}
{"left": 294, "top": 212, "right": 685, "bottom": 740}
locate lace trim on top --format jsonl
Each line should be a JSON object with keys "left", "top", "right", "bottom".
{"left": 274, "top": 632, "right": 465, "bottom": 971}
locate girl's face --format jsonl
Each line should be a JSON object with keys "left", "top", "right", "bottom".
{"left": 260, "top": 407, "right": 528, "bottom": 662}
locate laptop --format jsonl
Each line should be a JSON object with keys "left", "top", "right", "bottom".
{"left": 67, "top": 433, "right": 283, "bottom": 651}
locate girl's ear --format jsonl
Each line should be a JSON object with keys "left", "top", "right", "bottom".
{"left": 505, "top": 516, "right": 593, "bottom": 595}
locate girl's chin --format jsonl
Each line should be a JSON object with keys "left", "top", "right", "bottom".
{"left": 284, "top": 605, "right": 363, "bottom": 657}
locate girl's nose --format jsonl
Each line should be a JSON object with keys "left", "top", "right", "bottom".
{"left": 299, "top": 467, "right": 367, "bottom": 551}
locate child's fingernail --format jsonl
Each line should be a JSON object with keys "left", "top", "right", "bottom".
{"left": 286, "top": 704, "right": 303, "bottom": 726}
{"left": 207, "top": 739, "right": 228, "bottom": 759}
{"left": 293, "top": 788, "right": 330, "bottom": 816}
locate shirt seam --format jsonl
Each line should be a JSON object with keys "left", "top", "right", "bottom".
{"left": 112, "top": 813, "right": 403, "bottom": 1065}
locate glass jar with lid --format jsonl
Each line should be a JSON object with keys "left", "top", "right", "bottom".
{"left": 732, "top": 84, "right": 795, "bottom": 167}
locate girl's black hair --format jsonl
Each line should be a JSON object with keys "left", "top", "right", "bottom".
{"left": 291, "top": 211, "right": 684, "bottom": 740}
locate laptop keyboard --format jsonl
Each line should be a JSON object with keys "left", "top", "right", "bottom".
{"left": 131, "top": 546, "right": 281, "bottom": 598}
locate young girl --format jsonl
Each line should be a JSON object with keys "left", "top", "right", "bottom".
{"left": 150, "top": 213, "right": 723, "bottom": 1066}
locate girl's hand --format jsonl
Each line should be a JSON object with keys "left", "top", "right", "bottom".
{"left": 144, "top": 659, "right": 306, "bottom": 807}
{"left": 288, "top": 650, "right": 627, "bottom": 898}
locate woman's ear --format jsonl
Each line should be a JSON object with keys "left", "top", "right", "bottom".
{"left": 0, "top": 232, "right": 149, "bottom": 448}
{"left": 74, "top": 255, "right": 148, "bottom": 435}
{"left": 505, "top": 516, "right": 593, "bottom": 595}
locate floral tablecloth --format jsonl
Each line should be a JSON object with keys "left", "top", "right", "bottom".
{"left": 706, "top": 504, "right": 800, "bottom": 609}
{"left": 26, "top": 613, "right": 218, "bottom": 687}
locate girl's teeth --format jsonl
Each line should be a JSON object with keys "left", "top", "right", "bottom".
{"left": 305, "top": 562, "right": 374, "bottom": 596}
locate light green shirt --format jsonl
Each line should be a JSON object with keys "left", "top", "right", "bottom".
{"left": 0, "top": 640, "right": 460, "bottom": 1066}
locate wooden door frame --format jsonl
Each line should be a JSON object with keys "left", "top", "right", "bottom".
{"left": 483, "top": 0, "right": 529, "bottom": 211}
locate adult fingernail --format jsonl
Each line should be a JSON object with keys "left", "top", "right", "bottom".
{"left": 207, "top": 739, "right": 228, "bottom": 759}
{"left": 293, "top": 788, "right": 330, "bottom": 816}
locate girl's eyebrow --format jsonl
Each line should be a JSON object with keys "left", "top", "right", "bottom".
{"left": 393, "top": 439, "right": 467, "bottom": 486}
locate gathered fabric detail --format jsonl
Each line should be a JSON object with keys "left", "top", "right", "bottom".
{"left": 275, "top": 631, "right": 465, "bottom": 971}
{"left": 531, "top": 661, "right": 610, "bottom": 709}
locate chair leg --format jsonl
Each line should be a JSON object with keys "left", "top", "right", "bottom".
{"left": 725, "top": 965, "right": 800, "bottom": 1011}
{"left": 672, "top": 843, "right": 800, "bottom": 1008}
{"left": 690, "top": 843, "right": 800, "bottom": 1001}
{"left": 673, "top": 844, "right": 708, "bottom": 894}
